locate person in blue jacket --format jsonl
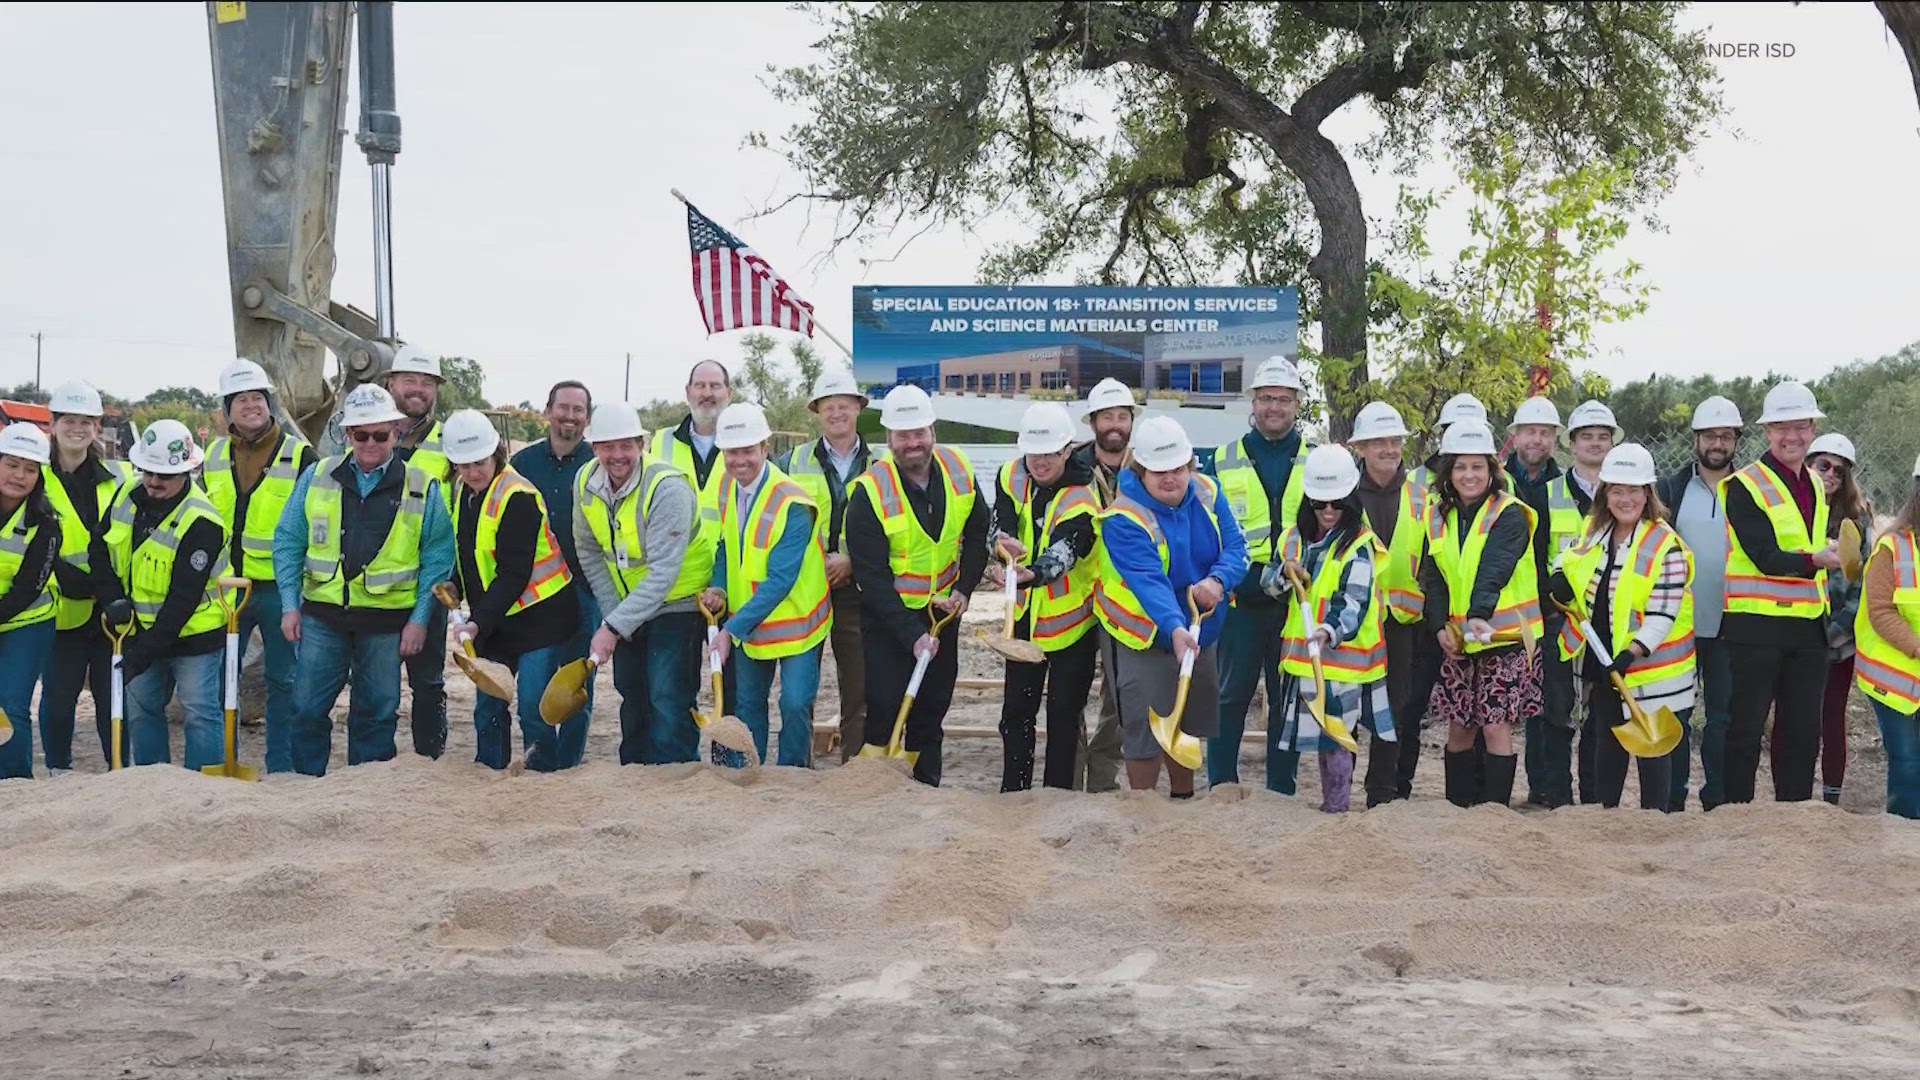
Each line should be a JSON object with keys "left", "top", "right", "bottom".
{"left": 1095, "top": 415, "right": 1249, "bottom": 797}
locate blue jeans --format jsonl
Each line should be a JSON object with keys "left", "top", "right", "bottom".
{"left": 564, "top": 591, "right": 599, "bottom": 722}
{"left": 404, "top": 602, "right": 448, "bottom": 758}
{"left": 612, "top": 610, "right": 703, "bottom": 765}
{"left": 473, "top": 640, "right": 587, "bottom": 771}
{"left": 126, "top": 649, "right": 223, "bottom": 769}
{"left": 1209, "top": 602, "right": 1301, "bottom": 793}
{"left": 36, "top": 623, "right": 116, "bottom": 770}
{"left": 723, "top": 644, "right": 821, "bottom": 768}
{"left": 1872, "top": 699, "right": 1920, "bottom": 819}
{"left": 290, "top": 616, "right": 404, "bottom": 776}
{"left": 0, "top": 619, "right": 55, "bottom": 779}
{"left": 1671, "top": 635, "right": 1733, "bottom": 811}
{"left": 235, "top": 583, "right": 299, "bottom": 774}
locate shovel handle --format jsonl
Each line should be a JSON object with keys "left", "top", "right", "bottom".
{"left": 1000, "top": 554, "right": 1020, "bottom": 636}
{"left": 432, "top": 581, "right": 461, "bottom": 611}
{"left": 927, "top": 598, "right": 960, "bottom": 637}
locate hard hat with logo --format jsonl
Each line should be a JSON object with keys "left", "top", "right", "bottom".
{"left": 1082, "top": 377, "right": 1139, "bottom": 418}
{"left": 1563, "top": 399, "right": 1623, "bottom": 444}
{"left": 1438, "top": 392, "right": 1488, "bottom": 429}
{"left": 1757, "top": 380, "right": 1824, "bottom": 425}
{"left": 0, "top": 423, "right": 51, "bottom": 465}
{"left": 1350, "top": 401, "right": 1408, "bottom": 442}
{"left": 129, "top": 419, "right": 203, "bottom": 475}
{"left": 1807, "top": 433, "right": 1857, "bottom": 464}
{"left": 339, "top": 383, "right": 407, "bottom": 427}
{"left": 1247, "top": 356, "right": 1303, "bottom": 392}
{"left": 1017, "top": 403, "right": 1075, "bottom": 456}
{"left": 1507, "top": 396, "right": 1562, "bottom": 432}
{"left": 807, "top": 368, "right": 869, "bottom": 411}
{"left": 1300, "top": 444, "right": 1360, "bottom": 501}
{"left": 387, "top": 342, "right": 443, "bottom": 380}
{"left": 47, "top": 380, "right": 104, "bottom": 418}
{"left": 1690, "top": 395, "right": 1743, "bottom": 431}
{"left": 1437, "top": 417, "right": 1498, "bottom": 457}
{"left": 879, "top": 384, "right": 937, "bottom": 431}
{"left": 218, "top": 359, "right": 274, "bottom": 399}
{"left": 1598, "top": 443, "right": 1658, "bottom": 486}
{"left": 715, "top": 403, "right": 773, "bottom": 450}
{"left": 441, "top": 409, "right": 502, "bottom": 465}
{"left": 585, "top": 403, "right": 646, "bottom": 444}
{"left": 1130, "top": 415, "right": 1194, "bottom": 471}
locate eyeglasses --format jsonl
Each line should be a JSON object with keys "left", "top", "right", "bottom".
{"left": 1811, "top": 458, "right": 1846, "bottom": 474}
{"left": 350, "top": 429, "right": 392, "bottom": 444}
{"left": 1253, "top": 394, "right": 1297, "bottom": 407}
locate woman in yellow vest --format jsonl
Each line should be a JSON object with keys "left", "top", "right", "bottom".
{"left": 1546, "top": 445, "right": 1693, "bottom": 811}
{"left": 1854, "top": 456, "right": 1920, "bottom": 818}
{"left": 1799, "top": 433, "right": 1872, "bottom": 804}
{"left": 0, "top": 425, "right": 62, "bottom": 780}
{"left": 440, "top": 411, "right": 583, "bottom": 772}
{"left": 1271, "top": 445, "right": 1393, "bottom": 813}
{"left": 1419, "top": 419, "right": 1543, "bottom": 808}
{"left": 701, "top": 404, "right": 831, "bottom": 768}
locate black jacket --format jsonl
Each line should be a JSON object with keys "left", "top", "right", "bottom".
{"left": 778, "top": 436, "right": 871, "bottom": 555}
{"left": 89, "top": 485, "right": 226, "bottom": 671}
{"left": 1419, "top": 496, "right": 1531, "bottom": 650}
{"left": 453, "top": 484, "right": 578, "bottom": 662}
{"left": 1719, "top": 454, "right": 1826, "bottom": 648}
{"left": 301, "top": 456, "right": 421, "bottom": 635}
{"left": 990, "top": 457, "right": 1099, "bottom": 639}
{"left": 1505, "top": 452, "right": 1563, "bottom": 598}
{"left": 845, "top": 453, "right": 988, "bottom": 653}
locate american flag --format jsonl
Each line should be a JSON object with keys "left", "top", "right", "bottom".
{"left": 685, "top": 201, "right": 816, "bottom": 337}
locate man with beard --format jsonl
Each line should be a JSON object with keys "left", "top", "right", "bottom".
{"left": 1068, "top": 377, "right": 1136, "bottom": 791}
{"left": 1656, "top": 396, "right": 1744, "bottom": 810}
{"left": 1504, "top": 395, "right": 1572, "bottom": 807}
{"left": 1349, "top": 400, "right": 1425, "bottom": 806}
{"left": 512, "top": 380, "right": 597, "bottom": 730}
{"left": 384, "top": 344, "right": 452, "bottom": 759}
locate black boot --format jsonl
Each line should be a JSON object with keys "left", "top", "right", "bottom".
{"left": 1444, "top": 749, "right": 1476, "bottom": 808}
{"left": 1482, "top": 753, "right": 1518, "bottom": 808}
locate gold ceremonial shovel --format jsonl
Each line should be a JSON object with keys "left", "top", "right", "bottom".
{"left": 1147, "top": 586, "right": 1209, "bottom": 771}
{"left": 695, "top": 601, "right": 759, "bottom": 765}
{"left": 199, "top": 576, "right": 260, "bottom": 780}
{"left": 1285, "top": 565, "right": 1359, "bottom": 754}
{"left": 433, "top": 583, "right": 516, "bottom": 701}
{"left": 860, "top": 603, "right": 961, "bottom": 769}
{"left": 979, "top": 552, "right": 1045, "bottom": 665}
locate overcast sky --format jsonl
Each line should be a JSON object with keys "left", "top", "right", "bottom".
{"left": 1, "top": 2, "right": 1914, "bottom": 411}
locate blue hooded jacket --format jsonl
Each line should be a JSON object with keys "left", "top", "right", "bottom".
{"left": 1102, "top": 469, "right": 1249, "bottom": 652}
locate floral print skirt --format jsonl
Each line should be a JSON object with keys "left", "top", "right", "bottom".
{"left": 1428, "top": 645, "right": 1541, "bottom": 729}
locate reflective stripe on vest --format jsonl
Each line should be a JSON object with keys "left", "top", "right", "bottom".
{"left": 1093, "top": 474, "right": 1221, "bottom": 652}
{"left": 456, "top": 468, "right": 572, "bottom": 616}
{"left": 1383, "top": 468, "right": 1430, "bottom": 624}
{"left": 1853, "top": 531, "right": 1920, "bottom": 712}
{"left": 651, "top": 426, "right": 724, "bottom": 601}
{"left": 1721, "top": 461, "right": 1828, "bottom": 618}
{"left": 301, "top": 457, "right": 430, "bottom": 608}
{"left": 1545, "top": 475, "right": 1584, "bottom": 560}
{"left": 0, "top": 499, "right": 55, "bottom": 632}
{"left": 42, "top": 460, "right": 129, "bottom": 630}
{"left": 1553, "top": 519, "right": 1696, "bottom": 693}
{"left": 204, "top": 430, "right": 309, "bottom": 579}
{"left": 576, "top": 460, "right": 706, "bottom": 603}
{"left": 1213, "top": 436, "right": 1308, "bottom": 552}
{"left": 850, "top": 445, "right": 975, "bottom": 610}
{"left": 1426, "top": 489, "right": 1543, "bottom": 654}
{"left": 103, "top": 488, "right": 230, "bottom": 635}
{"left": 998, "top": 458, "right": 1100, "bottom": 652}
{"left": 718, "top": 463, "right": 833, "bottom": 660}
{"left": 1277, "top": 525, "right": 1388, "bottom": 683}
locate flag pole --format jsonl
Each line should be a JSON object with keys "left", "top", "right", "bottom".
{"left": 671, "top": 188, "right": 854, "bottom": 361}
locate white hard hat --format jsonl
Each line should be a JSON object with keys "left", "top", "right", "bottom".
{"left": 1082, "top": 377, "right": 1138, "bottom": 418}
{"left": 441, "top": 409, "right": 501, "bottom": 465}
{"left": 714, "top": 403, "right": 772, "bottom": 450}
{"left": 1438, "top": 393, "right": 1488, "bottom": 428}
{"left": 1598, "top": 443, "right": 1658, "bottom": 486}
{"left": 129, "top": 418, "right": 203, "bottom": 475}
{"left": 47, "top": 380, "right": 103, "bottom": 418}
{"left": 1129, "top": 415, "right": 1194, "bottom": 471}
{"left": 1247, "top": 356, "right": 1302, "bottom": 392}
{"left": 387, "top": 342, "right": 443, "bottom": 380}
{"left": 1807, "top": 433, "right": 1857, "bottom": 464}
{"left": 1690, "top": 395, "right": 1743, "bottom": 431}
{"left": 1300, "top": 444, "right": 1360, "bottom": 502}
{"left": 1507, "top": 396, "right": 1562, "bottom": 432}
{"left": 1757, "top": 380, "right": 1824, "bottom": 424}
{"left": 1438, "top": 418, "right": 1498, "bottom": 456}
{"left": 0, "top": 423, "right": 51, "bottom": 465}
{"left": 807, "top": 368, "right": 868, "bottom": 411}
{"left": 1563, "top": 399, "right": 1623, "bottom": 444}
{"left": 879, "top": 384, "right": 937, "bottom": 431}
{"left": 1014, "top": 403, "right": 1074, "bottom": 455}
{"left": 218, "top": 359, "right": 274, "bottom": 398}
{"left": 339, "top": 383, "right": 407, "bottom": 427}
{"left": 1350, "top": 401, "right": 1409, "bottom": 442}
{"left": 584, "top": 403, "right": 645, "bottom": 444}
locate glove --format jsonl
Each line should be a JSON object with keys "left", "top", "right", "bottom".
{"left": 1608, "top": 648, "right": 1637, "bottom": 677}
{"left": 119, "top": 636, "right": 153, "bottom": 682}
{"left": 1546, "top": 571, "right": 1575, "bottom": 607}
{"left": 1259, "top": 562, "right": 1287, "bottom": 601}
{"left": 103, "top": 598, "right": 135, "bottom": 631}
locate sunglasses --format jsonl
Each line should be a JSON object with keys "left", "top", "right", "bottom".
{"left": 350, "top": 429, "right": 393, "bottom": 445}
{"left": 1811, "top": 459, "right": 1846, "bottom": 474}
{"left": 1308, "top": 499, "right": 1342, "bottom": 511}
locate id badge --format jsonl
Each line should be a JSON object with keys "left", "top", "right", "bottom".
{"left": 615, "top": 544, "right": 631, "bottom": 570}
{"left": 311, "top": 519, "right": 328, "bottom": 546}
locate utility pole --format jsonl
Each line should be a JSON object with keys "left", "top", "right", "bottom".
{"left": 624, "top": 352, "right": 632, "bottom": 400}
{"left": 32, "top": 332, "right": 42, "bottom": 391}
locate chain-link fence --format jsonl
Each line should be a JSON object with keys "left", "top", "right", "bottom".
{"left": 1637, "top": 419, "right": 1920, "bottom": 519}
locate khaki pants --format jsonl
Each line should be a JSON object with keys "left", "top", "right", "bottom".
{"left": 829, "top": 585, "right": 868, "bottom": 762}
{"left": 1074, "top": 627, "right": 1125, "bottom": 791}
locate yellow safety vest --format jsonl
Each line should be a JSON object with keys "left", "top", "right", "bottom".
{"left": 1425, "top": 489, "right": 1543, "bottom": 654}
{"left": 203, "top": 428, "right": 309, "bottom": 580}
{"left": 1544, "top": 473, "right": 1587, "bottom": 561}
{"left": 1276, "top": 525, "right": 1388, "bottom": 683}
{"left": 1720, "top": 461, "right": 1829, "bottom": 619}
{"left": 453, "top": 467, "right": 572, "bottom": 617}
{"left": 300, "top": 456, "right": 431, "bottom": 610}
{"left": 1211, "top": 434, "right": 1307, "bottom": 556}
{"left": 575, "top": 459, "right": 707, "bottom": 603}
{"left": 848, "top": 445, "right": 976, "bottom": 609}
{"left": 997, "top": 458, "right": 1100, "bottom": 652}
{"left": 101, "top": 487, "right": 230, "bottom": 636}
{"left": 42, "top": 458, "right": 132, "bottom": 630}
{"left": 0, "top": 497, "right": 56, "bottom": 632}
{"left": 651, "top": 425, "right": 725, "bottom": 601}
{"left": 783, "top": 438, "right": 868, "bottom": 550}
{"left": 1853, "top": 530, "right": 1920, "bottom": 713}
{"left": 1552, "top": 519, "right": 1697, "bottom": 692}
{"left": 718, "top": 463, "right": 832, "bottom": 660}
{"left": 1381, "top": 466, "right": 1430, "bottom": 625}
{"left": 1093, "top": 473, "right": 1222, "bottom": 652}
{"left": 402, "top": 420, "right": 452, "bottom": 509}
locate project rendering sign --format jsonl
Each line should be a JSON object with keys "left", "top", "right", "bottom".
{"left": 851, "top": 285, "right": 1298, "bottom": 401}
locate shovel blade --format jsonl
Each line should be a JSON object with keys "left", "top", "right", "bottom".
{"left": 1148, "top": 708, "right": 1205, "bottom": 770}
{"left": 539, "top": 659, "right": 592, "bottom": 725}
{"left": 453, "top": 651, "right": 516, "bottom": 701}
{"left": 0, "top": 707, "right": 12, "bottom": 747}
{"left": 1318, "top": 712, "right": 1360, "bottom": 754}
{"left": 984, "top": 634, "right": 1046, "bottom": 665}
{"left": 199, "top": 763, "right": 260, "bottom": 782}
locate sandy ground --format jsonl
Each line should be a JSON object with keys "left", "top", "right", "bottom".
{"left": 3, "top": 597, "right": 1917, "bottom": 1077}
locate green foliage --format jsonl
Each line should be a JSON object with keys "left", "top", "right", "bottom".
{"left": 142, "top": 386, "right": 219, "bottom": 412}
{"left": 732, "top": 333, "right": 826, "bottom": 434}
{"left": 436, "top": 356, "right": 491, "bottom": 413}
{"left": 0, "top": 382, "right": 48, "bottom": 404}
